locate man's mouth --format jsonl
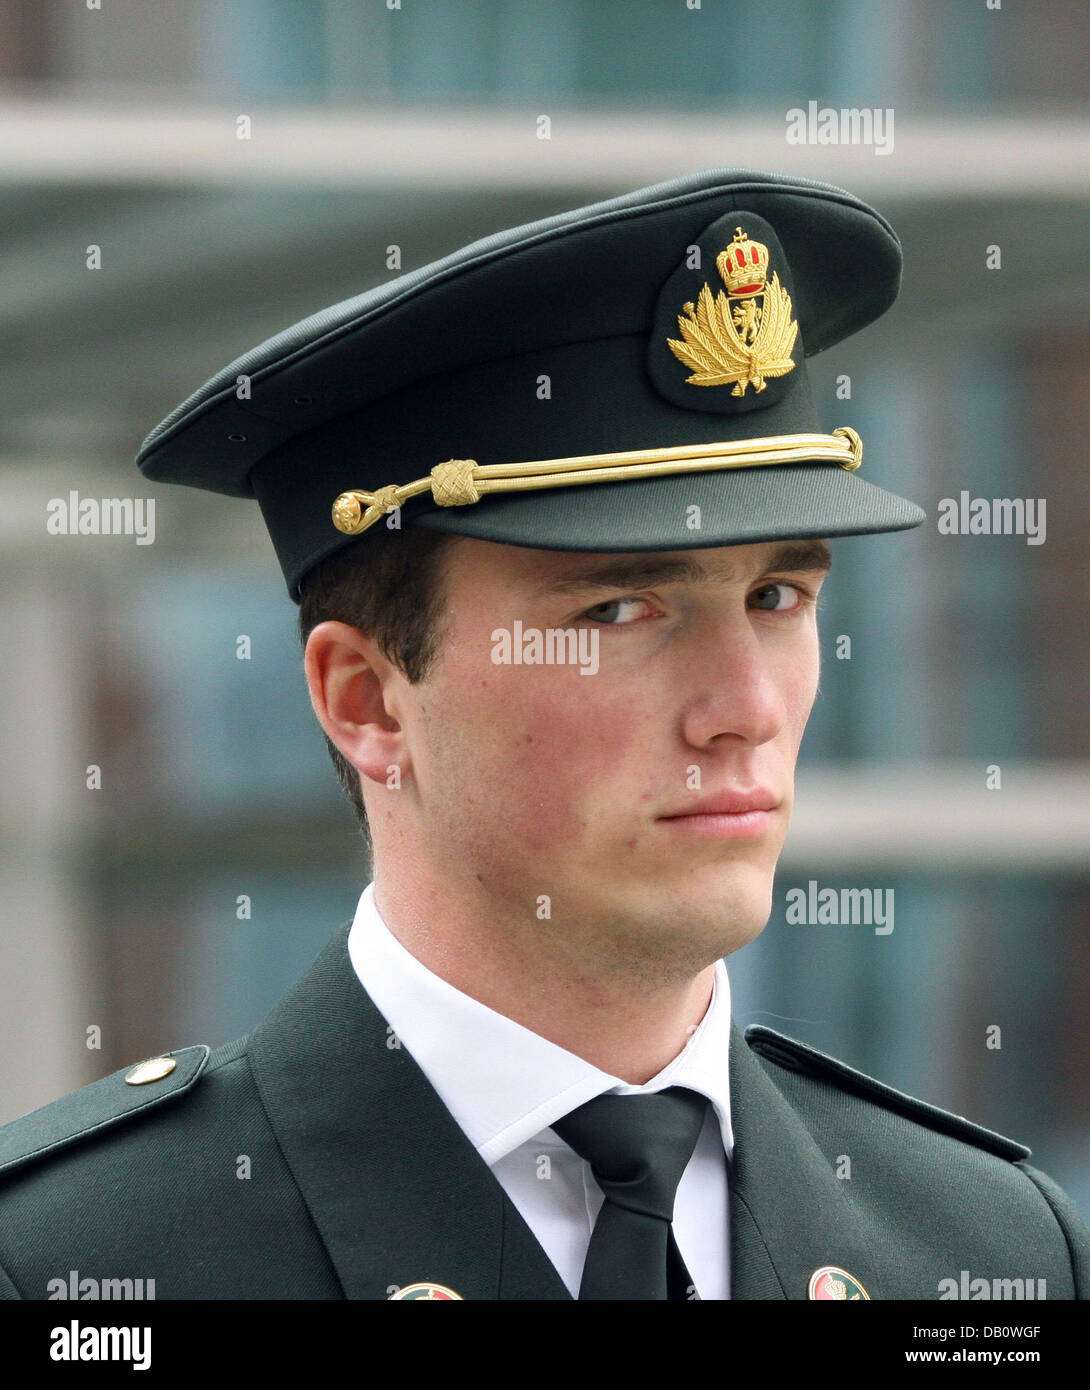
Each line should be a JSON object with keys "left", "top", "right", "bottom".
{"left": 657, "top": 788, "right": 780, "bottom": 840}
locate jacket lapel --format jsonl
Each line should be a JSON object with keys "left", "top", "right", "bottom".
{"left": 247, "top": 923, "right": 571, "bottom": 1301}
{"left": 728, "top": 1020, "right": 881, "bottom": 1300}
{"left": 248, "top": 923, "right": 877, "bottom": 1302}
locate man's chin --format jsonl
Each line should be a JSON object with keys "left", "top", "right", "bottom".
{"left": 668, "top": 899, "right": 771, "bottom": 959}
{"left": 593, "top": 876, "right": 773, "bottom": 969}
{"left": 661, "top": 861, "right": 774, "bottom": 942}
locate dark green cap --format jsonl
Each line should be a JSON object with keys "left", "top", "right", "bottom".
{"left": 136, "top": 168, "right": 924, "bottom": 600}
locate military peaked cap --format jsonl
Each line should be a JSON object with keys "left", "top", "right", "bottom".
{"left": 136, "top": 168, "right": 925, "bottom": 599}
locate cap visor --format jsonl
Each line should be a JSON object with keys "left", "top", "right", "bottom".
{"left": 411, "top": 464, "right": 925, "bottom": 552}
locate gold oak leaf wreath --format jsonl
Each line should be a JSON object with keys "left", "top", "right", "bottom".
{"left": 667, "top": 273, "right": 798, "bottom": 396}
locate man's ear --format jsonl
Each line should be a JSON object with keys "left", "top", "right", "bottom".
{"left": 304, "top": 621, "right": 409, "bottom": 787}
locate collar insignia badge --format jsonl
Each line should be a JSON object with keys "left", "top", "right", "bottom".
{"left": 808, "top": 1266, "right": 871, "bottom": 1300}
{"left": 389, "top": 1282, "right": 464, "bottom": 1300}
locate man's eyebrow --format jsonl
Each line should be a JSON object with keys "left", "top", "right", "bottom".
{"left": 531, "top": 540, "right": 833, "bottom": 596}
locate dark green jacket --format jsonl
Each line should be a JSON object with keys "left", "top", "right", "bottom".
{"left": 0, "top": 924, "right": 1086, "bottom": 1300}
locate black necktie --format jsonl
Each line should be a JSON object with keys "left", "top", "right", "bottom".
{"left": 551, "top": 1086, "right": 709, "bottom": 1300}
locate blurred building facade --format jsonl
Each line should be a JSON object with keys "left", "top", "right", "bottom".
{"left": 1, "top": 0, "right": 1088, "bottom": 1219}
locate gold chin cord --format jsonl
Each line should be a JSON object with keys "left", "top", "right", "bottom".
{"left": 330, "top": 426, "right": 863, "bottom": 537}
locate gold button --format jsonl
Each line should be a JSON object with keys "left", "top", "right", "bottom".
{"left": 125, "top": 1056, "right": 177, "bottom": 1086}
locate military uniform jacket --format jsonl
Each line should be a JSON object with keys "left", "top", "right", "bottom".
{"left": 1, "top": 924, "right": 1087, "bottom": 1300}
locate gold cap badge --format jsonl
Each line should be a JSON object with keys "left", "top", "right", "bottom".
{"left": 667, "top": 227, "right": 798, "bottom": 396}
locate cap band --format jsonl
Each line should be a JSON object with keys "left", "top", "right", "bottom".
{"left": 331, "top": 426, "right": 863, "bottom": 537}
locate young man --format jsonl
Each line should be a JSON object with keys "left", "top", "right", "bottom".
{"left": 1, "top": 170, "right": 1086, "bottom": 1301}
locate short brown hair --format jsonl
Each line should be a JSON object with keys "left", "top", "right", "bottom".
{"left": 297, "top": 524, "right": 463, "bottom": 841}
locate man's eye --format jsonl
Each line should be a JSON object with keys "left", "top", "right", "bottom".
{"left": 582, "top": 597, "right": 652, "bottom": 626}
{"left": 750, "top": 583, "right": 805, "bottom": 612}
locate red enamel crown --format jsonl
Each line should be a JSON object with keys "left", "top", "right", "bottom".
{"left": 716, "top": 228, "right": 770, "bottom": 297}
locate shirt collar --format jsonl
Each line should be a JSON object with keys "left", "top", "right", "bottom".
{"left": 347, "top": 882, "right": 733, "bottom": 1166}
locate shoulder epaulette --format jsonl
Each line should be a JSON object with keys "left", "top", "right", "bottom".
{"left": 0, "top": 1045, "right": 211, "bottom": 1179}
{"left": 744, "top": 1024, "right": 1031, "bottom": 1162}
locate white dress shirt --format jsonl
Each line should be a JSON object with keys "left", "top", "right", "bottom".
{"left": 346, "top": 882, "right": 734, "bottom": 1299}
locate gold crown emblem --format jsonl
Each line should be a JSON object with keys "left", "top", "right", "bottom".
{"left": 666, "top": 226, "right": 798, "bottom": 396}
{"left": 716, "top": 227, "right": 770, "bottom": 297}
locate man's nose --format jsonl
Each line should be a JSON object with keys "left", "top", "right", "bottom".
{"left": 679, "top": 622, "right": 789, "bottom": 749}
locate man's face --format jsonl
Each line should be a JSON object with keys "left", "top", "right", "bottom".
{"left": 393, "top": 535, "right": 830, "bottom": 977}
